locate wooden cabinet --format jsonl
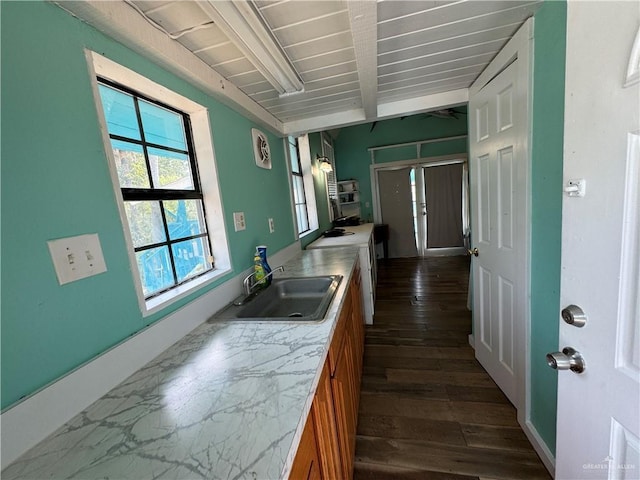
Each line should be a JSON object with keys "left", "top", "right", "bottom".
{"left": 350, "top": 263, "right": 365, "bottom": 381}
{"left": 290, "top": 414, "right": 322, "bottom": 480}
{"left": 311, "top": 360, "right": 342, "bottom": 479}
{"left": 290, "top": 266, "right": 365, "bottom": 479}
{"left": 332, "top": 324, "right": 359, "bottom": 479}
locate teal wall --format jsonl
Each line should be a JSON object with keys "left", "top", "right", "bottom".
{"left": 1, "top": 1, "right": 295, "bottom": 409}
{"left": 529, "top": 1, "right": 566, "bottom": 455}
{"left": 333, "top": 112, "right": 468, "bottom": 222}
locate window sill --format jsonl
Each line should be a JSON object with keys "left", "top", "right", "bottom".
{"left": 299, "top": 228, "right": 318, "bottom": 240}
{"left": 143, "top": 267, "right": 232, "bottom": 317}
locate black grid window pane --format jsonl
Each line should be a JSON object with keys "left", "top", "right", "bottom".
{"left": 110, "top": 140, "right": 150, "bottom": 188}
{"left": 296, "top": 204, "right": 309, "bottom": 233}
{"left": 292, "top": 175, "right": 304, "bottom": 204}
{"left": 290, "top": 138, "right": 310, "bottom": 236}
{"left": 288, "top": 138, "right": 300, "bottom": 174}
{"left": 98, "top": 78, "right": 214, "bottom": 299}
{"left": 138, "top": 99, "right": 187, "bottom": 151}
{"left": 147, "top": 148, "right": 194, "bottom": 190}
{"left": 124, "top": 201, "right": 166, "bottom": 248}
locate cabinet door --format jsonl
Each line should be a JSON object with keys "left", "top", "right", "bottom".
{"left": 311, "top": 361, "right": 342, "bottom": 479}
{"left": 329, "top": 293, "right": 352, "bottom": 376}
{"left": 350, "top": 274, "right": 365, "bottom": 379}
{"left": 290, "top": 415, "right": 322, "bottom": 480}
{"left": 331, "top": 327, "right": 358, "bottom": 480}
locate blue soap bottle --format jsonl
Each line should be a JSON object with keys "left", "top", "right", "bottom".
{"left": 253, "top": 249, "right": 266, "bottom": 286}
{"left": 257, "top": 245, "right": 272, "bottom": 285}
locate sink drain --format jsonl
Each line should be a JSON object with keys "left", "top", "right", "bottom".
{"left": 288, "top": 312, "right": 304, "bottom": 318}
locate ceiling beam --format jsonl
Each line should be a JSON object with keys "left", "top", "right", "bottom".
{"left": 51, "top": 0, "right": 284, "bottom": 136}
{"left": 283, "top": 108, "right": 366, "bottom": 136}
{"left": 346, "top": 1, "right": 378, "bottom": 120}
{"left": 377, "top": 88, "right": 469, "bottom": 120}
{"left": 283, "top": 87, "right": 470, "bottom": 135}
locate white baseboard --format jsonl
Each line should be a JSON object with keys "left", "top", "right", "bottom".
{"left": 0, "top": 241, "right": 300, "bottom": 470}
{"left": 468, "top": 334, "right": 475, "bottom": 348}
{"left": 523, "top": 419, "right": 556, "bottom": 477}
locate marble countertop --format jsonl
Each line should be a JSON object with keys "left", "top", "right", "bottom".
{"left": 306, "top": 223, "right": 374, "bottom": 249}
{"left": 3, "top": 247, "right": 360, "bottom": 480}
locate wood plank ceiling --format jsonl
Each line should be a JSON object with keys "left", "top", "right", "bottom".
{"left": 64, "top": 0, "right": 541, "bottom": 134}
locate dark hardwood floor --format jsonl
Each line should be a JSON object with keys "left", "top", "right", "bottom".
{"left": 354, "top": 256, "right": 551, "bottom": 480}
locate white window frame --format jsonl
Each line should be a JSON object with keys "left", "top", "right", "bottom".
{"left": 322, "top": 133, "right": 338, "bottom": 220}
{"left": 87, "top": 50, "right": 231, "bottom": 316}
{"left": 286, "top": 134, "right": 319, "bottom": 238}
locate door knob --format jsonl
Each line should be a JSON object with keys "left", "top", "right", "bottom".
{"left": 546, "top": 347, "right": 586, "bottom": 373}
{"left": 561, "top": 305, "right": 587, "bottom": 327}
{"left": 468, "top": 248, "right": 479, "bottom": 257}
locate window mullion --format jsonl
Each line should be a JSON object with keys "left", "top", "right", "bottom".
{"left": 290, "top": 137, "right": 310, "bottom": 236}
{"left": 121, "top": 188, "right": 203, "bottom": 201}
{"left": 182, "top": 117, "right": 202, "bottom": 195}
{"left": 132, "top": 97, "right": 155, "bottom": 189}
{"left": 159, "top": 201, "right": 178, "bottom": 285}
{"left": 134, "top": 232, "right": 209, "bottom": 253}
{"left": 108, "top": 134, "right": 189, "bottom": 157}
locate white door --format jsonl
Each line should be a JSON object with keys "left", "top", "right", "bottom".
{"left": 377, "top": 167, "right": 418, "bottom": 258}
{"left": 469, "top": 20, "right": 531, "bottom": 410}
{"left": 555, "top": 2, "right": 640, "bottom": 478}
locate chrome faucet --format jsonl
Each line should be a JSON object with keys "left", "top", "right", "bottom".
{"left": 242, "top": 265, "right": 284, "bottom": 296}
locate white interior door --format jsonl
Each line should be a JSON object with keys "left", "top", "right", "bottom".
{"left": 377, "top": 167, "right": 418, "bottom": 258}
{"left": 468, "top": 20, "right": 531, "bottom": 411}
{"left": 555, "top": 2, "right": 640, "bottom": 478}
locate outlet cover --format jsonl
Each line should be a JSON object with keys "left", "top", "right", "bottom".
{"left": 233, "top": 212, "right": 246, "bottom": 231}
{"left": 268, "top": 218, "right": 275, "bottom": 233}
{"left": 48, "top": 233, "right": 107, "bottom": 285}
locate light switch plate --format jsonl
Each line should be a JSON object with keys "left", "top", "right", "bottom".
{"left": 564, "top": 179, "right": 586, "bottom": 197}
{"left": 48, "top": 233, "right": 107, "bottom": 285}
{"left": 268, "top": 218, "right": 275, "bottom": 233}
{"left": 233, "top": 212, "right": 246, "bottom": 231}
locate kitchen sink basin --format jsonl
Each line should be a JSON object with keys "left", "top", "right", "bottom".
{"left": 220, "top": 275, "right": 342, "bottom": 322}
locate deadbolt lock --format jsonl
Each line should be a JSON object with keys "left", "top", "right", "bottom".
{"left": 561, "top": 305, "right": 587, "bottom": 327}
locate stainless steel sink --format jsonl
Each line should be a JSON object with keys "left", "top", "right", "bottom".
{"left": 219, "top": 275, "right": 342, "bottom": 322}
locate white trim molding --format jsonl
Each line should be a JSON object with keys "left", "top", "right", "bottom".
{"left": 523, "top": 420, "right": 556, "bottom": 475}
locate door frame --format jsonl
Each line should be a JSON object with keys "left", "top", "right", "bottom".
{"left": 371, "top": 153, "right": 467, "bottom": 222}
{"left": 371, "top": 154, "right": 467, "bottom": 256}
{"left": 468, "top": 18, "right": 552, "bottom": 472}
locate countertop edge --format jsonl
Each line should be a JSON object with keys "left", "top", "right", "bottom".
{"left": 278, "top": 247, "right": 360, "bottom": 479}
